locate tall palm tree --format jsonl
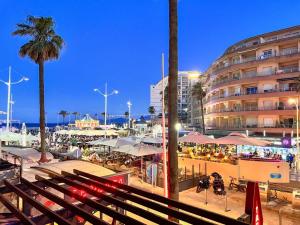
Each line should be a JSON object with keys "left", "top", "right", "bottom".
{"left": 58, "top": 110, "right": 68, "bottom": 124}
{"left": 13, "top": 16, "right": 64, "bottom": 162}
{"left": 192, "top": 81, "right": 206, "bottom": 134}
{"left": 168, "top": 0, "right": 179, "bottom": 201}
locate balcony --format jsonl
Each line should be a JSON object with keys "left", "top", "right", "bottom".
{"left": 226, "top": 31, "right": 300, "bottom": 55}
{"left": 205, "top": 87, "right": 296, "bottom": 104}
{"left": 206, "top": 105, "right": 295, "bottom": 114}
{"left": 212, "top": 48, "right": 300, "bottom": 74}
{"left": 211, "top": 66, "right": 299, "bottom": 89}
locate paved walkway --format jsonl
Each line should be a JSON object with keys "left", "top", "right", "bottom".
{"left": 129, "top": 176, "right": 300, "bottom": 225}
{"left": 290, "top": 169, "right": 300, "bottom": 182}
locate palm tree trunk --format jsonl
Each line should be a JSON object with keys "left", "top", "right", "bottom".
{"left": 38, "top": 58, "right": 48, "bottom": 162}
{"left": 168, "top": 0, "right": 179, "bottom": 202}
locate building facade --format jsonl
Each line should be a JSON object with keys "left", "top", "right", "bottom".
{"left": 75, "top": 114, "right": 99, "bottom": 129}
{"left": 150, "top": 71, "right": 200, "bottom": 117}
{"left": 203, "top": 26, "right": 300, "bottom": 136}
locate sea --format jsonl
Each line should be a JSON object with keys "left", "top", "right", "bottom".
{"left": 0, "top": 117, "right": 132, "bottom": 130}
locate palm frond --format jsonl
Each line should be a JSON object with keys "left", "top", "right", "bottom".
{"left": 13, "top": 16, "right": 64, "bottom": 63}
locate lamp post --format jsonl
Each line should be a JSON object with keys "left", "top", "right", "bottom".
{"left": 0, "top": 66, "right": 29, "bottom": 131}
{"left": 289, "top": 97, "right": 299, "bottom": 170}
{"left": 175, "top": 123, "right": 181, "bottom": 140}
{"left": 94, "top": 83, "right": 118, "bottom": 138}
{"left": 127, "top": 101, "right": 132, "bottom": 129}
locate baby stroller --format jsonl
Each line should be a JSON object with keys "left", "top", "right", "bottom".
{"left": 211, "top": 172, "right": 226, "bottom": 195}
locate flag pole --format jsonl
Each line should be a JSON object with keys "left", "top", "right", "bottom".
{"left": 162, "top": 53, "right": 168, "bottom": 197}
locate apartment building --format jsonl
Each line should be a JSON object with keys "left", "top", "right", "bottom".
{"left": 150, "top": 71, "right": 200, "bottom": 118}
{"left": 203, "top": 26, "right": 300, "bottom": 135}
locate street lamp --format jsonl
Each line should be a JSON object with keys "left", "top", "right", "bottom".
{"left": 94, "top": 83, "right": 118, "bottom": 138}
{"left": 175, "top": 122, "right": 181, "bottom": 140}
{"left": 127, "top": 101, "right": 132, "bottom": 129}
{"left": 289, "top": 97, "right": 299, "bottom": 170}
{"left": 0, "top": 66, "right": 29, "bottom": 131}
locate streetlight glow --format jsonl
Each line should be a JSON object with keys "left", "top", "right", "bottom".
{"left": 288, "top": 98, "right": 296, "bottom": 105}
{"left": 175, "top": 123, "right": 181, "bottom": 131}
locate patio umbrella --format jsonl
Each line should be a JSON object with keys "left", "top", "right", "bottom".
{"left": 0, "top": 131, "right": 22, "bottom": 142}
{"left": 178, "top": 132, "right": 214, "bottom": 144}
{"left": 215, "top": 132, "right": 271, "bottom": 146}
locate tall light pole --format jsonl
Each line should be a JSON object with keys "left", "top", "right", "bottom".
{"left": 127, "top": 101, "right": 132, "bottom": 129}
{"left": 289, "top": 97, "right": 300, "bottom": 170}
{"left": 0, "top": 66, "right": 29, "bottom": 131}
{"left": 94, "top": 83, "right": 118, "bottom": 138}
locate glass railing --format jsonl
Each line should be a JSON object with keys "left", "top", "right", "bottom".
{"left": 211, "top": 67, "right": 299, "bottom": 88}
{"left": 213, "top": 49, "right": 300, "bottom": 73}
{"left": 207, "top": 105, "right": 295, "bottom": 114}
{"left": 208, "top": 123, "right": 295, "bottom": 129}
{"left": 205, "top": 88, "right": 296, "bottom": 103}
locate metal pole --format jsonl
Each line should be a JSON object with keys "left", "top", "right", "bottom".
{"left": 128, "top": 102, "right": 131, "bottom": 129}
{"left": 224, "top": 194, "right": 230, "bottom": 212}
{"left": 161, "top": 53, "right": 168, "bottom": 197}
{"left": 104, "top": 83, "right": 107, "bottom": 139}
{"left": 6, "top": 66, "right": 11, "bottom": 131}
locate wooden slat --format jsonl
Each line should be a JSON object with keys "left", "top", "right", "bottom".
{"left": 62, "top": 170, "right": 214, "bottom": 225}
{"left": 21, "top": 178, "right": 109, "bottom": 225}
{"left": 74, "top": 169, "right": 248, "bottom": 225}
{"left": 3, "top": 180, "right": 72, "bottom": 225}
{"left": 0, "top": 194, "right": 35, "bottom": 225}
{"left": 35, "top": 175, "right": 145, "bottom": 225}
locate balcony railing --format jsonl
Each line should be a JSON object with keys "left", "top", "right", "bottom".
{"left": 213, "top": 48, "right": 300, "bottom": 73}
{"left": 211, "top": 66, "right": 299, "bottom": 88}
{"left": 206, "top": 105, "right": 295, "bottom": 114}
{"left": 226, "top": 32, "right": 300, "bottom": 55}
{"left": 208, "top": 123, "right": 295, "bottom": 130}
{"left": 205, "top": 87, "right": 296, "bottom": 103}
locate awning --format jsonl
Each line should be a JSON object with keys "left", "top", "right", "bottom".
{"left": 215, "top": 132, "right": 271, "bottom": 146}
{"left": 178, "top": 132, "right": 215, "bottom": 144}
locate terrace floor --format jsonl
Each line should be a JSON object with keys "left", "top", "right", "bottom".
{"left": 129, "top": 176, "right": 300, "bottom": 225}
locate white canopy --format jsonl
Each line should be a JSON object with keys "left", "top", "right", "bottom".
{"left": 55, "top": 129, "right": 118, "bottom": 136}
{"left": 0, "top": 131, "right": 39, "bottom": 144}
{"left": 112, "top": 142, "right": 164, "bottom": 156}
{"left": 1, "top": 147, "right": 54, "bottom": 162}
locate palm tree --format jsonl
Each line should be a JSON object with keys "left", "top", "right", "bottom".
{"left": 124, "top": 111, "right": 129, "bottom": 118}
{"left": 168, "top": 0, "right": 179, "bottom": 201}
{"left": 148, "top": 106, "right": 156, "bottom": 126}
{"left": 160, "top": 85, "right": 169, "bottom": 110}
{"left": 148, "top": 106, "right": 155, "bottom": 116}
{"left": 13, "top": 16, "right": 64, "bottom": 162}
{"left": 192, "top": 81, "right": 206, "bottom": 134}
{"left": 59, "top": 110, "right": 68, "bottom": 124}
{"left": 72, "top": 112, "right": 79, "bottom": 121}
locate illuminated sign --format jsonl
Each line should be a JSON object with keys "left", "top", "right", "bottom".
{"left": 270, "top": 173, "right": 282, "bottom": 179}
{"left": 281, "top": 137, "right": 291, "bottom": 148}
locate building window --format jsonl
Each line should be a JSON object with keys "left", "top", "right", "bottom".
{"left": 246, "top": 87, "right": 257, "bottom": 94}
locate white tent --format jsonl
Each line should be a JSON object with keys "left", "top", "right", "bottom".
{"left": 112, "top": 143, "right": 164, "bottom": 156}
{"left": 0, "top": 131, "right": 39, "bottom": 145}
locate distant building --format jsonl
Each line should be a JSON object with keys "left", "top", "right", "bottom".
{"left": 150, "top": 71, "right": 201, "bottom": 119}
{"left": 75, "top": 114, "right": 99, "bottom": 129}
{"left": 202, "top": 25, "right": 300, "bottom": 136}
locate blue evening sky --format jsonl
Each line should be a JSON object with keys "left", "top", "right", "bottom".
{"left": 0, "top": 0, "right": 299, "bottom": 122}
